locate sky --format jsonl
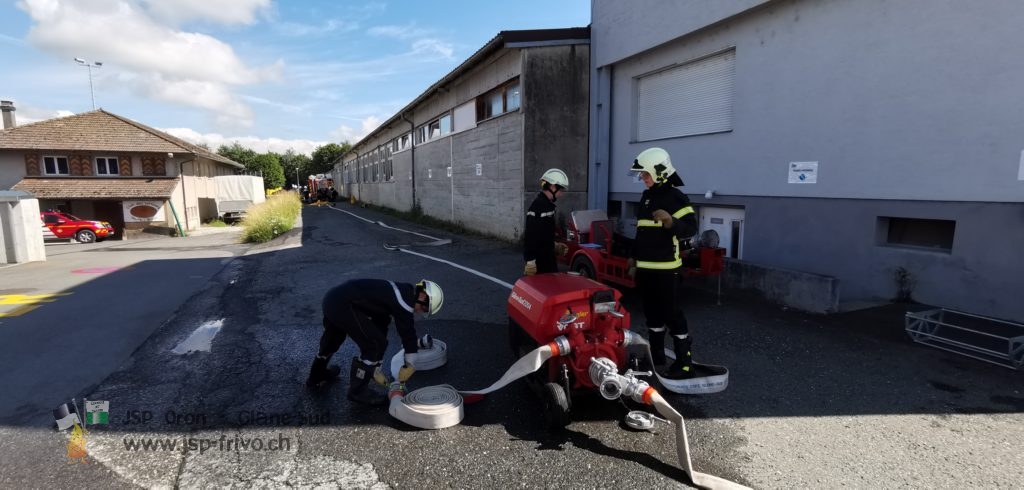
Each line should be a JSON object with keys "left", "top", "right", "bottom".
{"left": 0, "top": 0, "right": 590, "bottom": 156}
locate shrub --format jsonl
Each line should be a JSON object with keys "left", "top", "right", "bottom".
{"left": 240, "top": 191, "right": 301, "bottom": 243}
{"left": 204, "top": 219, "right": 229, "bottom": 228}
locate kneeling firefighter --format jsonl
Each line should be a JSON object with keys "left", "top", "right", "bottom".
{"left": 307, "top": 278, "right": 444, "bottom": 405}
{"left": 628, "top": 147, "right": 699, "bottom": 379}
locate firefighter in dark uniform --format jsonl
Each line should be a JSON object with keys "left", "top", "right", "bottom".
{"left": 523, "top": 168, "right": 570, "bottom": 275}
{"left": 627, "top": 148, "right": 699, "bottom": 379}
{"left": 306, "top": 278, "right": 444, "bottom": 405}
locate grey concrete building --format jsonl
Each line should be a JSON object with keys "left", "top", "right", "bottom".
{"left": 589, "top": 0, "right": 1024, "bottom": 321}
{"left": 336, "top": 28, "right": 590, "bottom": 241}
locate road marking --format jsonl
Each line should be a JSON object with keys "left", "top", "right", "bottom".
{"left": 0, "top": 293, "right": 72, "bottom": 318}
{"left": 392, "top": 248, "right": 514, "bottom": 290}
{"left": 0, "top": 304, "right": 41, "bottom": 318}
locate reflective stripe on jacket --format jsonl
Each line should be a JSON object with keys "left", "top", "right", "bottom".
{"left": 633, "top": 184, "right": 698, "bottom": 270}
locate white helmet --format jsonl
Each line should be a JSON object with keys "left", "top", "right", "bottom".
{"left": 630, "top": 147, "right": 680, "bottom": 185}
{"left": 540, "top": 168, "right": 569, "bottom": 189}
{"left": 416, "top": 280, "right": 444, "bottom": 317}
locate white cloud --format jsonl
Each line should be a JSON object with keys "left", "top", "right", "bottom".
{"left": 16, "top": 0, "right": 281, "bottom": 127}
{"left": 329, "top": 116, "right": 382, "bottom": 144}
{"left": 367, "top": 23, "right": 434, "bottom": 40}
{"left": 411, "top": 38, "right": 454, "bottom": 59}
{"left": 275, "top": 18, "right": 359, "bottom": 37}
{"left": 161, "top": 127, "right": 330, "bottom": 157}
{"left": 140, "top": 0, "right": 270, "bottom": 26}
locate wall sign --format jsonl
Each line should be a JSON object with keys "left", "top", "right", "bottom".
{"left": 122, "top": 201, "right": 166, "bottom": 222}
{"left": 788, "top": 161, "right": 818, "bottom": 184}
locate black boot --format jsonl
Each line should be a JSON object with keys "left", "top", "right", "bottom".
{"left": 305, "top": 357, "right": 341, "bottom": 387}
{"left": 647, "top": 329, "right": 667, "bottom": 367}
{"left": 663, "top": 336, "right": 694, "bottom": 380}
{"left": 347, "top": 358, "right": 386, "bottom": 406}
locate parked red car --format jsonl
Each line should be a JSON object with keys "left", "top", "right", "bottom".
{"left": 41, "top": 210, "right": 115, "bottom": 243}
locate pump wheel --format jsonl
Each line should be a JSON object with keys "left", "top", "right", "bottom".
{"left": 570, "top": 256, "right": 595, "bottom": 279}
{"left": 542, "top": 382, "right": 571, "bottom": 429}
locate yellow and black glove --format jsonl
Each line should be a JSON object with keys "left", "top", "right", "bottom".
{"left": 372, "top": 365, "right": 390, "bottom": 387}
{"left": 524, "top": 260, "right": 537, "bottom": 276}
{"left": 554, "top": 242, "right": 569, "bottom": 257}
{"left": 397, "top": 353, "right": 417, "bottom": 383}
{"left": 652, "top": 209, "right": 673, "bottom": 229}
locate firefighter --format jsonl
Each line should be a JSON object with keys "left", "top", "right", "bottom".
{"left": 306, "top": 278, "right": 444, "bottom": 406}
{"left": 523, "top": 168, "right": 570, "bottom": 275}
{"left": 627, "top": 148, "right": 699, "bottom": 379}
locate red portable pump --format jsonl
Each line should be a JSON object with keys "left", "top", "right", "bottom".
{"left": 507, "top": 272, "right": 642, "bottom": 427}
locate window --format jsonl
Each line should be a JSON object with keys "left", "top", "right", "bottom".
{"left": 635, "top": 49, "right": 735, "bottom": 141}
{"left": 96, "top": 156, "right": 119, "bottom": 175}
{"left": 415, "top": 113, "right": 453, "bottom": 145}
{"left": 477, "top": 78, "right": 521, "bottom": 121}
{"left": 43, "top": 156, "right": 69, "bottom": 175}
{"left": 879, "top": 217, "right": 956, "bottom": 252}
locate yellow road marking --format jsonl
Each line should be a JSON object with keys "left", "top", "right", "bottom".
{"left": 0, "top": 304, "right": 41, "bottom": 318}
{"left": 0, "top": 293, "right": 72, "bottom": 318}
{"left": 0, "top": 293, "right": 71, "bottom": 305}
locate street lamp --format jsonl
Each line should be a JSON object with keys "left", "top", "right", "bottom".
{"left": 74, "top": 57, "right": 103, "bottom": 110}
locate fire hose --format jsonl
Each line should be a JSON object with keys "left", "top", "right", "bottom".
{"left": 384, "top": 333, "right": 748, "bottom": 489}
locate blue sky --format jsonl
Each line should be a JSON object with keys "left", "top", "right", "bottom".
{"left": 0, "top": 0, "right": 590, "bottom": 155}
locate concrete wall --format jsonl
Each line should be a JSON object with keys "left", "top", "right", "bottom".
{"left": 0, "top": 153, "right": 22, "bottom": 189}
{"left": 451, "top": 113, "right": 524, "bottom": 239}
{"left": 522, "top": 44, "right": 591, "bottom": 235}
{"left": 602, "top": 0, "right": 1024, "bottom": 202}
{"left": 0, "top": 197, "right": 45, "bottom": 263}
{"left": 591, "top": 0, "right": 772, "bottom": 67}
{"left": 591, "top": 0, "right": 1024, "bottom": 321}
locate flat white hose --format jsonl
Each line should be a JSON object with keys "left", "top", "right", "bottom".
{"left": 650, "top": 392, "right": 751, "bottom": 490}
{"left": 623, "top": 332, "right": 729, "bottom": 395}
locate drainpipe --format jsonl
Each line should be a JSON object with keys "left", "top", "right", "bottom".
{"left": 178, "top": 156, "right": 196, "bottom": 235}
{"left": 347, "top": 150, "right": 361, "bottom": 203}
{"left": 400, "top": 111, "right": 416, "bottom": 210}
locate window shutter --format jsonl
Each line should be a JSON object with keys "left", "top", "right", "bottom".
{"left": 636, "top": 50, "right": 735, "bottom": 141}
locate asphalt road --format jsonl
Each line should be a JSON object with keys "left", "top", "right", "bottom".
{"left": 1, "top": 204, "right": 1021, "bottom": 489}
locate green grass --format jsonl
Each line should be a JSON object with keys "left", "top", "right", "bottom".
{"left": 203, "top": 219, "right": 229, "bottom": 228}
{"left": 240, "top": 192, "right": 301, "bottom": 243}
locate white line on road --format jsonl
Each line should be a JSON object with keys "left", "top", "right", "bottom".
{"left": 326, "top": 206, "right": 512, "bottom": 290}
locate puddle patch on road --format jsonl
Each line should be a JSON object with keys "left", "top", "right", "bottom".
{"left": 172, "top": 319, "right": 224, "bottom": 354}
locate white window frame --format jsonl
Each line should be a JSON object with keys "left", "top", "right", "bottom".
{"left": 95, "top": 156, "right": 119, "bottom": 175}
{"left": 43, "top": 156, "right": 70, "bottom": 175}
{"left": 634, "top": 48, "right": 736, "bottom": 142}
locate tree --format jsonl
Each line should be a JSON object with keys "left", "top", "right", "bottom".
{"left": 309, "top": 142, "right": 351, "bottom": 175}
{"left": 280, "top": 149, "right": 312, "bottom": 187}
{"left": 216, "top": 143, "right": 258, "bottom": 168}
{"left": 217, "top": 143, "right": 284, "bottom": 190}
{"left": 251, "top": 152, "right": 285, "bottom": 189}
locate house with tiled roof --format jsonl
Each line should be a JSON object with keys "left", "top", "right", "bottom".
{"left": 0, "top": 101, "right": 244, "bottom": 237}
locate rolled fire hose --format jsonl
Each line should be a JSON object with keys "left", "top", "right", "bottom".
{"left": 387, "top": 338, "right": 558, "bottom": 429}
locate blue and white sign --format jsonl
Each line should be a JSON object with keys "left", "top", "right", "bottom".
{"left": 788, "top": 161, "right": 818, "bottom": 184}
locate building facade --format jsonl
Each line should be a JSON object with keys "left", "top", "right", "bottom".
{"left": 0, "top": 106, "right": 243, "bottom": 237}
{"left": 336, "top": 28, "right": 590, "bottom": 241}
{"left": 590, "top": 0, "right": 1024, "bottom": 320}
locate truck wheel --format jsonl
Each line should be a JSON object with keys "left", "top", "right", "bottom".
{"left": 76, "top": 230, "right": 96, "bottom": 243}
{"left": 570, "top": 256, "right": 595, "bottom": 279}
{"left": 542, "top": 382, "right": 571, "bottom": 429}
